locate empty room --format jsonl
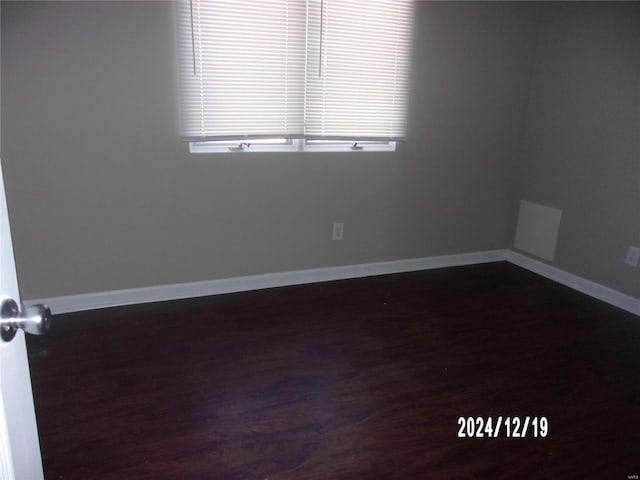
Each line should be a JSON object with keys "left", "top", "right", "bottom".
{"left": 1, "top": 0, "right": 639, "bottom": 478}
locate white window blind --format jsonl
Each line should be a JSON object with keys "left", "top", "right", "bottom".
{"left": 178, "top": 0, "right": 413, "bottom": 143}
{"left": 304, "top": 0, "right": 413, "bottom": 140}
{"left": 178, "top": 0, "right": 307, "bottom": 140}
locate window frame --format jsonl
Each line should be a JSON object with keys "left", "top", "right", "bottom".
{"left": 188, "top": 138, "right": 397, "bottom": 154}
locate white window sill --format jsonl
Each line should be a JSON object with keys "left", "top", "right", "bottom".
{"left": 188, "top": 139, "right": 397, "bottom": 154}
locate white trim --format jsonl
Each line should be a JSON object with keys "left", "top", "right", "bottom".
{"left": 189, "top": 138, "right": 300, "bottom": 153}
{"left": 301, "top": 140, "right": 397, "bottom": 152}
{"left": 188, "top": 138, "right": 397, "bottom": 153}
{"left": 24, "top": 249, "right": 639, "bottom": 318}
{"left": 507, "top": 250, "right": 640, "bottom": 316}
{"left": 25, "top": 250, "right": 507, "bottom": 314}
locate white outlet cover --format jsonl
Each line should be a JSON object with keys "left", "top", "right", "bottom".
{"left": 625, "top": 246, "right": 640, "bottom": 267}
{"left": 332, "top": 223, "right": 344, "bottom": 241}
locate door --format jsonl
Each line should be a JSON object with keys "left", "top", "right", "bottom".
{"left": 0, "top": 157, "right": 44, "bottom": 479}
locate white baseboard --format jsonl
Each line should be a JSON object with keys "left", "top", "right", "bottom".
{"left": 507, "top": 250, "right": 640, "bottom": 316}
{"left": 25, "top": 249, "right": 639, "bottom": 317}
{"left": 26, "top": 250, "right": 508, "bottom": 314}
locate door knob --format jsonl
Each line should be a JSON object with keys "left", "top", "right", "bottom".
{"left": 1, "top": 297, "right": 52, "bottom": 342}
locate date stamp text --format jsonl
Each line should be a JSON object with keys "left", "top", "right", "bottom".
{"left": 457, "top": 416, "right": 549, "bottom": 438}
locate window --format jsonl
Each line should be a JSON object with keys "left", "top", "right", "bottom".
{"left": 177, "top": 0, "right": 413, "bottom": 152}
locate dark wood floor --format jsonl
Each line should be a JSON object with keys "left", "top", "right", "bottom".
{"left": 26, "top": 262, "right": 640, "bottom": 479}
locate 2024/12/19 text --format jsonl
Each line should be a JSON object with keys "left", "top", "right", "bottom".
{"left": 457, "top": 416, "right": 549, "bottom": 438}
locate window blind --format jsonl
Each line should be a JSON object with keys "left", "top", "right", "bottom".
{"left": 304, "top": 0, "right": 413, "bottom": 140}
{"left": 178, "top": 0, "right": 413, "bottom": 142}
{"left": 178, "top": 0, "right": 307, "bottom": 140}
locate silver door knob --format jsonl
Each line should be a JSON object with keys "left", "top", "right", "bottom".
{"left": 1, "top": 297, "right": 52, "bottom": 342}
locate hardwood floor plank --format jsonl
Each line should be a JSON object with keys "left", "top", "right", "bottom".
{"left": 26, "top": 263, "right": 640, "bottom": 479}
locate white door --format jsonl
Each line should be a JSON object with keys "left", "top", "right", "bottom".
{"left": 0, "top": 157, "right": 44, "bottom": 480}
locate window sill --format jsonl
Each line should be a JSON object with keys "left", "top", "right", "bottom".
{"left": 188, "top": 139, "right": 397, "bottom": 154}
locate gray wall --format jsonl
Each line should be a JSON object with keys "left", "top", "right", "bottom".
{"left": 514, "top": 2, "right": 640, "bottom": 297}
{"left": 1, "top": 1, "right": 539, "bottom": 299}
